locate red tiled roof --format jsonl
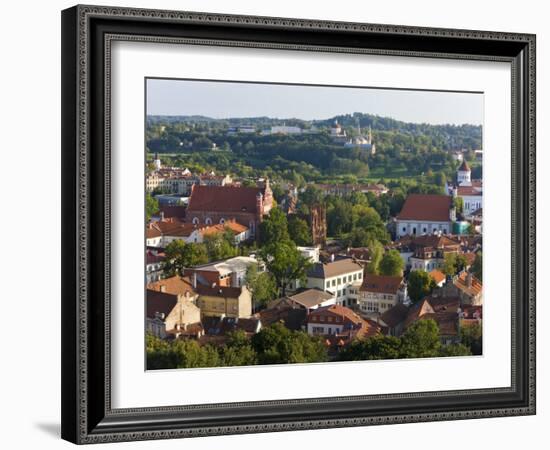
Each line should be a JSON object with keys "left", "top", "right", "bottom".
{"left": 360, "top": 274, "right": 403, "bottom": 295}
{"left": 454, "top": 272, "right": 482, "bottom": 297}
{"left": 147, "top": 276, "right": 197, "bottom": 297}
{"left": 396, "top": 194, "right": 452, "bottom": 222}
{"left": 187, "top": 185, "right": 263, "bottom": 214}
{"left": 160, "top": 205, "right": 187, "bottom": 219}
{"left": 457, "top": 185, "right": 482, "bottom": 196}
{"left": 429, "top": 269, "right": 446, "bottom": 285}
{"left": 146, "top": 290, "right": 178, "bottom": 319}
{"left": 308, "top": 304, "right": 364, "bottom": 326}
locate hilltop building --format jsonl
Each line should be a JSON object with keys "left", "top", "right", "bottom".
{"left": 344, "top": 124, "right": 376, "bottom": 154}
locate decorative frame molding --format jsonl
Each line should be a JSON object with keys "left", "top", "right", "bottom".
{"left": 61, "top": 4, "right": 536, "bottom": 444}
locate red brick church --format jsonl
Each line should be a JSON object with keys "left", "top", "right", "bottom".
{"left": 186, "top": 179, "right": 273, "bottom": 239}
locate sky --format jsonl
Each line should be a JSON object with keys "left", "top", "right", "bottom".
{"left": 146, "top": 78, "right": 483, "bottom": 126}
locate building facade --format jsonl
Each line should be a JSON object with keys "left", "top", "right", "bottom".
{"left": 186, "top": 180, "right": 273, "bottom": 238}
{"left": 357, "top": 273, "right": 407, "bottom": 315}
{"left": 306, "top": 257, "right": 364, "bottom": 306}
{"left": 395, "top": 194, "right": 454, "bottom": 238}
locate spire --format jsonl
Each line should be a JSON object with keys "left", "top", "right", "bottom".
{"left": 458, "top": 159, "right": 471, "bottom": 172}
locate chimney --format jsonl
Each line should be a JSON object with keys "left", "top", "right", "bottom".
{"left": 330, "top": 254, "right": 335, "bottom": 262}
{"left": 159, "top": 211, "right": 165, "bottom": 221}
{"left": 159, "top": 284, "right": 166, "bottom": 293}
{"left": 192, "top": 272, "right": 197, "bottom": 289}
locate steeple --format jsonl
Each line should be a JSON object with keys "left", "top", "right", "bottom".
{"left": 457, "top": 159, "right": 471, "bottom": 185}
{"left": 153, "top": 152, "right": 162, "bottom": 171}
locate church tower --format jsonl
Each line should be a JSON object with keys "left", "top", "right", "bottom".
{"left": 457, "top": 159, "right": 471, "bottom": 185}
{"left": 153, "top": 152, "right": 162, "bottom": 171}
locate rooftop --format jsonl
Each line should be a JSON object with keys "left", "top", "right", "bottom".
{"left": 147, "top": 276, "right": 197, "bottom": 297}
{"left": 187, "top": 184, "right": 265, "bottom": 214}
{"left": 360, "top": 273, "right": 403, "bottom": 295}
{"left": 287, "top": 288, "right": 335, "bottom": 308}
{"left": 307, "top": 257, "right": 363, "bottom": 279}
{"left": 396, "top": 194, "right": 452, "bottom": 222}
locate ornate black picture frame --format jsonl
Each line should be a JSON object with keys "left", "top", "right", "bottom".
{"left": 61, "top": 4, "right": 536, "bottom": 444}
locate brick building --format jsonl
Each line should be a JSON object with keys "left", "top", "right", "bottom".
{"left": 186, "top": 180, "right": 273, "bottom": 238}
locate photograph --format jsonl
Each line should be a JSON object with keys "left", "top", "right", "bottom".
{"left": 144, "top": 79, "right": 484, "bottom": 370}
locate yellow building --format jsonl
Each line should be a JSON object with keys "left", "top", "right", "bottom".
{"left": 196, "top": 285, "right": 252, "bottom": 318}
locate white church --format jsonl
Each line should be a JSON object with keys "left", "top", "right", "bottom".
{"left": 451, "top": 159, "right": 483, "bottom": 218}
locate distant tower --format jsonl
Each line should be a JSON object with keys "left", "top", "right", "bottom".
{"left": 457, "top": 160, "right": 471, "bottom": 185}
{"left": 310, "top": 204, "right": 327, "bottom": 247}
{"left": 153, "top": 152, "right": 162, "bottom": 171}
{"left": 368, "top": 126, "right": 373, "bottom": 144}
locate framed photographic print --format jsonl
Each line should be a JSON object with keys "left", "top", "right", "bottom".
{"left": 61, "top": 4, "right": 536, "bottom": 444}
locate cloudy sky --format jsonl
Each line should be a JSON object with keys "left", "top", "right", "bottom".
{"left": 146, "top": 78, "right": 483, "bottom": 126}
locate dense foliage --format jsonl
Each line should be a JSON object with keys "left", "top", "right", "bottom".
{"left": 146, "top": 324, "right": 327, "bottom": 369}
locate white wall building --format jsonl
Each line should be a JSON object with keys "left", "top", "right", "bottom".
{"left": 306, "top": 257, "right": 364, "bottom": 306}
{"left": 395, "top": 194, "right": 454, "bottom": 238}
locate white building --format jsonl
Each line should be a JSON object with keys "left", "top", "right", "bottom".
{"left": 395, "top": 194, "right": 454, "bottom": 238}
{"left": 297, "top": 246, "right": 320, "bottom": 263}
{"left": 306, "top": 257, "right": 364, "bottom": 306}
{"left": 457, "top": 159, "right": 472, "bottom": 185}
{"left": 453, "top": 161, "right": 483, "bottom": 218}
{"left": 270, "top": 125, "right": 302, "bottom": 135}
{"left": 357, "top": 273, "right": 407, "bottom": 315}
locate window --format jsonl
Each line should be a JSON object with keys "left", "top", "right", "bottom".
{"left": 219, "top": 218, "right": 225, "bottom": 224}
{"left": 205, "top": 217, "right": 212, "bottom": 225}
{"left": 332, "top": 279, "right": 336, "bottom": 287}
{"left": 325, "top": 281, "right": 330, "bottom": 289}
{"left": 358, "top": 273, "right": 362, "bottom": 279}
{"left": 337, "top": 278, "right": 342, "bottom": 285}
{"left": 192, "top": 217, "right": 199, "bottom": 225}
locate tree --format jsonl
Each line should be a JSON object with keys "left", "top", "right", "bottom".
{"left": 442, "top": 253, "right": 458, "bottom": 276}
{"left": 259, "top": 208, "right": 289, "bottom": 246}
{"left": 338, "top": 335, "right": 402, "bottom": 361}
{"left": 220, "top": 330, "right": 257, "bottom": 366}
{"left": 452, "top": 196, "right": 464, "bottom": 215}
{"left": 145, "top": 193, "right": 159, "bottom": 222}
{"left": 251, "top": 323, "right": 327, "bottom": 365}
{"left": 379, "top": 249, "right": 404, "bottom": 276}
{"left": 287, "top": 215, "right": 312, "bottom": 246}
{"left": 327, "top": 199, "right": 353, "bottom": 236}
{"left": 443, "top": 253, "right": 468, "bottom": 276}
{"left": 472, "top": 252, "right": 482, "bottom": 282}
{"left": 407, "top": 270, "right": 435, "bottom": 303}
{"left": 365, "top": 240, "right": 384, "bottom": 274}
{"left": 146, "top": 334, "right": 221, "bottom": 369}
{"left": 245, "top": 264, "right": 278, "bottom": 310}
{"left": 163, "top": 240, "right": 208, "bottom": 276}
{"left": 258, "top": 240, "right": 312, "bottom": 296}
{"left": 438, "top": 343, "right": 472, "bottom": 357}
{"left": 300, "top": 185, "right": 324, "bottom": 208}
{"left": 352, "top": 205, "right": 390, "bottom": 243}
{"left": 400, "top": 319, "right": 441, "bottom": 358}
{"left": 460, "top": 322, "right": 482, "bottom": 355}
{"left": 203, "top": 231, "right": 237, "bottom": 261}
